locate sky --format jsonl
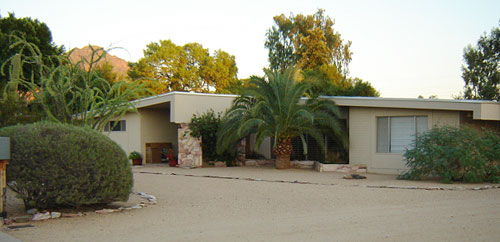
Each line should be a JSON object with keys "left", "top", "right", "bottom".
{"left": 2, "top": 0, "right": 499, "bottom": 99}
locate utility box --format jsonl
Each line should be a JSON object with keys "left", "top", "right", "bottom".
{"left": 0, "top": 137, "right": 9, "bottom": 218}
{"left": 0, "top": 137, "right": 10, "bottom": 160}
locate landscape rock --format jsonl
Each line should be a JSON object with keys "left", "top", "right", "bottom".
{"left": 50, "top": 212, "right": 61, "bottom": 219}
{"left": 95, "top": 209, "right": 116, "bottom": 214}
{"left": 32, "top": 212, "right": 51, "bottom": 221}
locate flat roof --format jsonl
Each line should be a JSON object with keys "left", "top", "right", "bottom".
{"left": 132, "top": 92, "right": 500, "bottom": 121}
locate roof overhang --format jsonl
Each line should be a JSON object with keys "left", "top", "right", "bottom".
{"left": 327, "top": 96, "right": 500, "bottom": 121}
{"left": 130, "top": 92, "right": 500, "bottom": 122}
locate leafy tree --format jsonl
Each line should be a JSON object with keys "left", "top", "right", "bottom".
{"left": 265, "top": 9, "right": 351, "bottom": 75}
{"left": 217, "top": 67, "right": 345, "bottom": 169}
{"left": 0, "top": 13, "right": 64, "bottom": 91}
{"left": 301, "top": 66, "right": 379, "bottom": 97}
{"left": 95, "top": 61, "right": 119, "bottom": 83}
{"left": 130, "top": 40, "right": 238, "bottom": 94}
{"left": 462, "top": 23, "right": 500, "bottom": 100}
{"left": 2, "top": 38, "right": 147, "bottom": 131}
{"left": 0, "top": 93, "right": 41, "bottom": 128}
{"left": 265, "top": 9, "right": 379, "bottom": 98}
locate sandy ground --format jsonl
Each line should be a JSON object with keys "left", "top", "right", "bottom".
{"left": 3, "top": 165, "right": 500, "bottom": 242}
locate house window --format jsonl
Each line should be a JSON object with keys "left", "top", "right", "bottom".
{"left": 104, "top": 120, "right": 126, "bottom": 132}
{"left": 377, "top": 116, "right": 427, "bottom": 153}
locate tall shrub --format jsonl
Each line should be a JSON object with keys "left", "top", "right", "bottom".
{"left": 189, "top": 110, "right": 236, "bottom": 164}
{"left": 0, "top": 122, "right": 133, "bottom": 209}
{"left": 401, "top": 126, "right": 500, "bottom": 183}
{"left": 1, "top": 37, "right": 147, "bottom": 131}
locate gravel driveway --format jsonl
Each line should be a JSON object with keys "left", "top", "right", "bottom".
{"left": 4, "top": 165, "right": 500, "bottom": 242}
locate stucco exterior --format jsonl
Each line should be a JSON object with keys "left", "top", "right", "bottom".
{"left": 348, "top": 107, "right": 461, "bottom": 174}
{"left": 104, "top": 92, "right": 500, "bottom": 173}
{"left": 139, "top": 108, "right": 178, "bottom": 159}
{"left": 105, "top": 112, "right": 141, "bottom": 158}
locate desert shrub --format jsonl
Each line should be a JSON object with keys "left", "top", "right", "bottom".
{"left": 0, "top": 121, "right": 133, "bottom": 209}
{"left": 189, "top": 110, "right": 237, "bottom": 164}
{"left": 400, "top": 126, "right": 500, "bottom": 183}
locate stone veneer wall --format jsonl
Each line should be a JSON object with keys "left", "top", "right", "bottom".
{"left": 177, "top": 123, "right": 202, "bottom": 168}
{"left": 236, "top": 138, "right": 246, "bottom": 164}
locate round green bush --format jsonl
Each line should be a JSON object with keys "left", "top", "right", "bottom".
{"left": 401, "top": 126, "right": 500, "bottom": 183}
{"left": 0, "top": 121, "right": 133, "bottom": 209}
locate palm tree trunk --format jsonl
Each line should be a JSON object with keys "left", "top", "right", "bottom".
{"left": 274, "top": 139, "right": 292, "bottom": 169}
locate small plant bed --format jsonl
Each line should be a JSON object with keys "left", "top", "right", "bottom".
{"left": 3, "top": 192, "right": 157, "bottom": 226}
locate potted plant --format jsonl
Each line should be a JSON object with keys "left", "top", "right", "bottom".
{"left": 128, "top": 151, "right": 143, "bottom": 166}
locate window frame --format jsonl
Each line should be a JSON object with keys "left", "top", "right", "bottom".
{"left": 104, "top": 120, "right": 126, "bottom": 132}
{"left": 376, "top": 115, "right": 427, "bottom": 154}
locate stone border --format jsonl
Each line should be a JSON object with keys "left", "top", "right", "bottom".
{"left": 3, "top": 192, "right": 157, "bottom": 225}
{"left": 314, "top": 162, "right": 367, "bottom": 173}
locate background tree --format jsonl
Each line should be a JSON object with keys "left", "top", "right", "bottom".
{"left": 265, "top": 9, "right": 378, "bottom": 97}
{"left": 462, "top": 23, "right": 500, "bottom": 100}
{"left": 0, "top": 13, "right": 63, "bottom": 127}
{"left": 95, "top": 61, "right": 119, "bottom": 83}
{"left": 265, "top": 9, "right": 351, "bottom": 75}
{"left": 0, "top": 13, "right": 64, "bottom": 90}
{"left": 301, "top": 66, "right": 379, "bottom": 97}
{"left": 130, "top": 40, "right": 238, "bottom": 94}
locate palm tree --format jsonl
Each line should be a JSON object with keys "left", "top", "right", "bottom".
{"left": 217, "top": 67, "right": 345, "bottom": 169}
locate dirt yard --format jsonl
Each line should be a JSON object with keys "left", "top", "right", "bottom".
{"left": 3, "top": 165, "right": 500, "bottom": 242}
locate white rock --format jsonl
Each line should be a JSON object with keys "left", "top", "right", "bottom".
{"left": 32, "top": 212, "right": 51, "bottom": 221}
{"left": 50, "top": 212, "right": 61, "bottom": 219}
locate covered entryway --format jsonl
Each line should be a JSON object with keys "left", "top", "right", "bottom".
{"left": 145, "top": 143, "right": 173, "bottom": 163}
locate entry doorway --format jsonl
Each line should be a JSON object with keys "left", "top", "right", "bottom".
{"left": 145, "top": 143, "right": 173, "bottom": 163}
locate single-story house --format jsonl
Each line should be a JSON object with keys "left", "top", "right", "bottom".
{"left": 104, "top": 91, "right": 500, "bottom": 174}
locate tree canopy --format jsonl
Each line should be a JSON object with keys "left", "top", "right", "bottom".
{"left": 130, "top": 40, "right": 239, "bottom": 94}
{"left": 0, "top": 13, "right": 64, "bottom": 90}
{"left": 462, "top": 23, "right": 500, "bottom": 100}
{"left": 301, "top": 65, "right": 379, "bottom": 97}
{"left": 265, "top": 9, "right": 351, "bottom": 74}
{"left": 264, "top": 9, "right": 378, "bottom": 97}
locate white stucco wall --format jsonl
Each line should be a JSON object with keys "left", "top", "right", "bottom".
{"left": 349, "top": 107, "right": 460, "bottom": 175}
{"left": 139, "top": 108, "right": 178, "bottom": 163}
{"left": 104, "top": 112, "right": 142, "bottom": 158}
{"left": 170, "top": 93, "right": 235, "bottom": 123}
